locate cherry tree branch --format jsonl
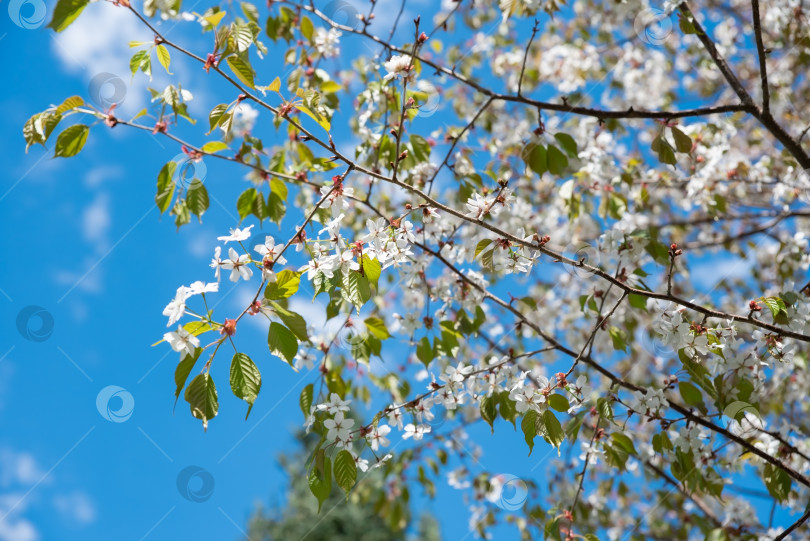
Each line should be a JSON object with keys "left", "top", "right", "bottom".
{"left": 750, "top": 0, "right": 771, "bottom": 114}
{"left": 291, "top": 1, "right": 749, "bottom": 121}
{"left": 679, "top": 2, "right": 810, "bottom": 169}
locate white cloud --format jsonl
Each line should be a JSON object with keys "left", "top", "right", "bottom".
{"left": 50, "top": 2, "right": 149, "bottom": 114}
{"left": 50, "top": 2, "right": 210, "bottom": 120}
{"left": 186, "top": 229, "right": 216, "bottom": 259}
{"left": 0, "top": 450, "right": 45, "bottom": 489}
{"left": 54, "top": 263, "right": 104, "bottom": 296}
{"left": 0, "top": 493, "right": 38, "bottom": 541}
{"left": 81, "top": 192, "right": 111, "bottom": 249}
{"left": 53, "top": 492, "right": 96, "bottom": 525}
{"left": 84, "top": 165, "right": 123, "bottom": 189}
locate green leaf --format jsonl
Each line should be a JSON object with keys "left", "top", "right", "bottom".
{"left": 334, "top": 449, "right": 357, "bottom": 496}
{"left": 474, "top": 239, "right": 493, "bottom": 259}
{"left": 54, "top": 124, "right": 89, "bottom": 157}
{"left": 610, "top": 432, "right": 638, "bottom": 455}
{"left": 521, "top": 411, "right": 538, "bottom": 455}
{"left": 628, "top": 293, "right": 648, "bottom": 311}
{"left": 184, "top": 373, "right": 218, "bottom": 431}
{"left": 542, "top": 410, "right": 565, "bottom": 454}
{"left": 480, "top": 395, "right": 497, "bottom": 432}
{"left": 308, "top": 450, "right": 332, "bottom": 511}
{"left": 342, "top": 270, "right": 371, "bottom": 311}
{"left": 497, "top": 392, "right": 517, "bottom": 428}
{"left": 201, "top": 141, "right": 229, "bottom": 153}
{"left": 365, "top": 317, "right": 390, "bottom": 340}
{"left": 416, "top": 337, "right": 433, "bottom": 367}
{"left": 129, "top": 49, "right": 151, "bottom": 79}
{"left": 671, "top": 127, "right": 692, "bottom": 153}
{"left": 264, "top": 270, "right": 301, "bottom": 299}
{"left": 268, "top": 321, "right": 298, "bottom": 365}
{"left": 156, "top": 44, "right": 172, "bottom": 74}
{"left": 269, "top": 301, "right": 308, "bottom": 340}
{"left": 55, "top": 96, "right": 84, "bottom": 115}
{"left": 678, "top": 381, "right": 704, "bottom": 407}
{"left": 554, "top": 132, "right": 578, "bottom": 157}
{"left": 226, "top": 56, "right": 255, "bottom": 89}
{"left": 547, "top": 393, "right": 570, "bottom": 413}
{"left": 546, "top": 144, "right": 568, "bottom": 175}
{"left": 237, "top": 188, "right": 257, "bottom": 220}
{"left": 596, "top": 397, "right": 613, "bottom": 420}
{"left": 156, "top": 161, "right": 177, "bottom": 214}
{"left": 47, "top": 0, "right": 89, "bottom": 32}
{"left": 652, "top": 431, "right": 673, "bottom": 454}
{"left": 763, "top": 464, "right": 791, "bottom": 502}
{"left": 409, "top": 134, "right": 431, "bottom": 163}
{"left": 760, "top": 296, "right": 789, "bottom": 325}
{"left": 208, "top": 103, "right": 230, "bottom": 132}
{"left": 523, "top": 142, "right": 547, "bottom": 176}
{"left": 293, "top": 103, "right": 331, "bottom": 132}
{"left": 229, "top": 352, "right": 261, "bottom": 419}
{"left": 679, "top": 15, "right": 697, "bottom": 34}
{"left": 657, "top": 138, "right": 677, "bottom": 165}
{"left": 232, "top": 23, "right": 255, "bottom": 52}
{"left": 173, "top": 348, "right": 201, "bottom": 406}
{"left": 704, "top": 529, "right": 730, "bottom": 541}
{"left": 299, "top": 383, "right": 314, "bottom": 419}
{"left": 186, "top": 179, "right": 210, "bottom": 221}
{"left": 361, "top": 254, "right": 381, "bottom": 284}
{"left": 723, "top": 400, "right": 760, "bottom": 422}
{"left": 300, "top": 16, "right": 314, "bottom": 41}
{"left": 608, "top": 326, "right": 627, "bottom": 352}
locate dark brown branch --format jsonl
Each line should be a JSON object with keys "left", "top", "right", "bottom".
{"left": 751, "top": 0, "right": 770, "bottom": 114}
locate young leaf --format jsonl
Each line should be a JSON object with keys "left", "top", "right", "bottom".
{"left": 361, "top": 254, "right": 381, "bottom": 284}
{"left": 156, "top": 161, "right": 177, "bottom": 213}
{"left": 364, "top": 317, "right": 390, "bottom": 340}
{"left": 208, "top": 104, "right": 230, "bottom": 132}
{"left": 55, "top": 96, "right": 84, "bottom": 115}
{"left": 226, "top": 56, "right": 256, "bottom": 89}
{"left": 201, "top": 141, "right": 229, "bottom": 153}
{"left": 300, "top": 16, "right": 314, "bottom": 42}
{"left": 475, "top": 239, "right": 493, "bottom": 259}
{"left": 156, "top": 44, "right": 172, "bottom": 74}
{"left": 293, "top": 103, "right": 331, "bottom": 132}
{"left": 264, "top": 270, "right": 301, "bottom": 299}
{"left": 54, "top": 124, "right": 89, "bottom": 157}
